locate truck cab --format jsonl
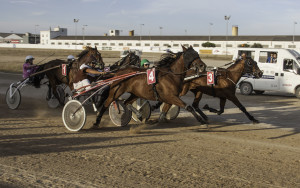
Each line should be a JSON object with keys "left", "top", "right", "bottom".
{"left": 233, "top": 48, "right": 300, "bottom": 98}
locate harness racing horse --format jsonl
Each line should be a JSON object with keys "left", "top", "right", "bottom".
{"left": 36, "top": 46, "right": 105, "bottom": 105}
{"left": 93, "top": 46, "right": 207, "bottom": 127}
{"left": 180, "top": 57, "right": 263, "bottom": 124}
{"left": 109, "top": 51, "right": 141, "bottom": 72}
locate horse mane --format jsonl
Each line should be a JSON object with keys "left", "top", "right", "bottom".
{"left": 77, "top": 49, "right": 89, "bottom": 61}
{"left": 183, "top": 47, "right": 199, "bottom": 68}
{"left": 155, "top": 52, "right": 182, "bottom": 68}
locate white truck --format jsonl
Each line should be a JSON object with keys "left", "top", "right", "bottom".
{"left": 232, "top": 48, "right": 300, "bottom": 98}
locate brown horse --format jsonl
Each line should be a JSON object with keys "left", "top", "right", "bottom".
{"left": 38, "top": 46, "right": 105, "bottom": 105}
{"left": 93, "top": 46, "right": 207, "bottom": 127}
{"left": 180, "top": 57, "right": 263, "bottom": 124}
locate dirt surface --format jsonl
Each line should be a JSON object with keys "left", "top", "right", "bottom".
{"left": 1, "top": 74, "right": 300, "bottom": 187}
{"left": 0, "top": 49, "right": 299, "bottom": 187}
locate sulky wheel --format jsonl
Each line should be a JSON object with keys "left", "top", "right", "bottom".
{"left": 131, "top": 98, "right": 151, "bottom": 122}
{"left": 109, "top": 100, "right": 132, "bottom": 127}
{"left": 160, "top": 103, "right": 180, "bottom": 120}
{"left": 6, "top": 85, "right": 21, "bottom": 110}
{"left": 62, "top": 100, "right": 86, "bottom": 132}
{"left": 48, "top": 85, "right": 65, "bottom": 108}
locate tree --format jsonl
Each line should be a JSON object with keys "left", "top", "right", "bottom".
{"left": 238, "top": 43, "right": 250, "bottom": 47}
{"left": 202, "top": 42, "right": 216, "bottom": 47}
{"left": 251, "top": 43, "right": 263, "bottom": 48}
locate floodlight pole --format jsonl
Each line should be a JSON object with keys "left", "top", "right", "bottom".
{"left": 293, "top": 21, "right": 297, "bottom": 44}
{"left": 224, "top": 15, "right": 231, "bottom": 55}
{"left": 209, "top": 23, "right": 213, "bottom": 42}
{"left": 34, "top": 24, "right": 39, "bottom": 44}
{"left": 74, "top": 19, "right": 79, "bottom": 50}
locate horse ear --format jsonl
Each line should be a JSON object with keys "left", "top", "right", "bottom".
{"left": 182, "top": 45, "right": 187, "bottom": 52}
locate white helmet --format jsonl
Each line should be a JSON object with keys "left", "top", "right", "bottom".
{"left": 67, "top": 55, "right": 75, "bottom": 60}
{"left": 25, "top": 55, "right": 34, "bottom": 61}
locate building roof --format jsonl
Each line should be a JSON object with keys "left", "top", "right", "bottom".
{"left": 52, "top": 35, "right": 300, "bottom": 42}
{"left": 0, "top": 32, "right": 24, "bottom": 38}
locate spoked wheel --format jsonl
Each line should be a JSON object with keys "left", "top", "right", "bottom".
{"left": 47, "top": 85, "right": 65, "bottom": 108}
{"left": 160, "top": 103, "right": 180, "bottom": 120}
{"left": 6, "top": 85, "right": 21, "bottom": 110}
{"left": 109, "top": 100, "right": 132, "bottom": 127}
{"left": 131, "top": 98, "right": 151, "bottom": 122}
{"left": 62, "top": 100, "right": 86, "bottom": 132}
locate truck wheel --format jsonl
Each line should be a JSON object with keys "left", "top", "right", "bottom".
{"left": 295, "top": 87, "right": 300, "bottom": 99}
{"left": 254, "top": 90, "right": 265, "bottom": 95}
{"left": 240, "top": 82, "right": 253, "bottom": 95}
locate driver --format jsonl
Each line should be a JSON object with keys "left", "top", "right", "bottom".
{"left": 140, "top": 59, "right": 150, "bottom": 68}
{"left": 23, "top": 55, "right": 39, "bottom": 79}
{"left": 67, "top": 55, "right": 76, "bottom": 64}
{"left": 73, "top": 61, "right": 107, "bottom": 91}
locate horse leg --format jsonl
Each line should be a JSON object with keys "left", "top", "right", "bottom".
{"left": 191, "top": 90, "right": 208, "bottom": 120}
{"left": 158, "top": 103, "right": 172, "bottom": 122}
{"left": 123, "top": 95, "right": 143, "bottom": 121}
{"left": 163, "top": 96, "right": 207, "bottom": 124}
{"left": 228, "top": 95, "right": 259, "bottom": 124}
{"left": 150, "top": 101, "right": 163, "bottom": 111}
{"left": 93, "top": 85, "right": 124, "bottom": 127}
{"left": 217, "top": 97, "right": 226, "bottom": 115}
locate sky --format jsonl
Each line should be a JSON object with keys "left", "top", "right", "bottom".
{"left": 1, "top": 0, "right": 300, "bottom": 36}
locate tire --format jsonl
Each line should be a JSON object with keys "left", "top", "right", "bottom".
{"left": 295, "top": 87, "right": 300, "bottom": 99}
{"left": 160, "top": 103, "right": 180, "bottom": 120}
{"left": 6, "top": 86, "right": 21, "bottom": 110}
{"left": 62, "top": 100, "right": 86, "bottom": 132}
{"left": 109, "top": 100, "right": 132, "bottom": 127}
{"left": 240, "top": 82, "right": 253, "bottom": 95}
{"left": 254, "top": 90, "right": 265, "bottom": 95}
{"left": 131, "top": 99, "right": 151, "bottom": 122}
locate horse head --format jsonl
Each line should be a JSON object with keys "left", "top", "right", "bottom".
{"left": 121, "top": 51, "right": 140, "bottom": 67}
{"left": 77, "top": 46, "right": 105, "bottom": 69}
{"left": 182, "top": 45, "right": 206, "bottom": 73}
{"left": 242, "top": 57, "right": 263, "bottom": 78}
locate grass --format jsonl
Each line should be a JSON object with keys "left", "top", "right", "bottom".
{"left": 0, "top": 47, "right": 232, "bottom": 73}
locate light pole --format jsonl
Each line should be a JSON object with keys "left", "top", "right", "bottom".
{"left": 185, "top": 29, "right": 187, "bottom": 35}
{"left": 34, "top": 24, "right": 39, "bottom": 44}
{"left": 159, "top": 26, "right": 163, "bottom": 35}
{"left": 209, "top": 22, "right": 213, "bottom": 42}
{"left": 140, "top": 24, "right": 144, "bottom": 41}
{"left": 224, "top": 15, "right": 231, "bottom": 55}
{"left": 74, "top": 19, "right": 79, "bottom": 49}
{"left": 293, "top": 21, "right": 297, "bottom": 44}
{"left": 82, "top": 24, "right": 87, "bottom": 43}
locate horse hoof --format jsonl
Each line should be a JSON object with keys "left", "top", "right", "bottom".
{"left": 252, "top": 120, "right": 259, "bottom": 124}
{"left": 203, "top": 104, "right": 209, "bottom": 110}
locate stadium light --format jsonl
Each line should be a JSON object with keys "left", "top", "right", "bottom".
{"left": 74, "top": 19, "right": 79, "bottom": 49}
{"left": 209, "top": 23, "right": 213, "bottom": 41}
{"left": 293, "top": 21, "right": 297, "bottom": 44}
{"left": 34, "top": 24, "right": 39, "bottom": 44}
{"left": 224, "top": 15, "right": 231, "bottom": 55}
{"left": 140, "top": 24, "right": 144, "bottom": 41}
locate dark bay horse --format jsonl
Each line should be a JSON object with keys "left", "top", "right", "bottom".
{"left": 93, "top": 46, "right": 207, "bottom": 127}
{"left": 109, "top": 51, "right": 141, "bottom": 72}
{"left": 37, "top": 46, "right": 105, "bottom": 105}
{"left": 180, "top": 57, "right": 263, "bottom": 124}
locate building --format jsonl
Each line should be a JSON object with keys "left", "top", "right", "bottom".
{"left": 0, "top": 32, "right": 40, "bottom": 44}
{"left": 40, "top": 26, "right": 67, "bottom": 45}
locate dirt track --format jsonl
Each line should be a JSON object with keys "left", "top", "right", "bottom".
{"left": 1, "top": 87, "right": 300, "bottom": 187}
{"left": 0, "top": 48, "right": 299, "bottom": 187}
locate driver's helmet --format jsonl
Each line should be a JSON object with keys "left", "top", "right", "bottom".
{"left": 140, "top": 59, "right": 150, "bottom": 67}
{"left": 67, "top": 55, "right": 75, "bottom": 61}
{"left": 25, "top": 55, "right": 34, "bottom": 61}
